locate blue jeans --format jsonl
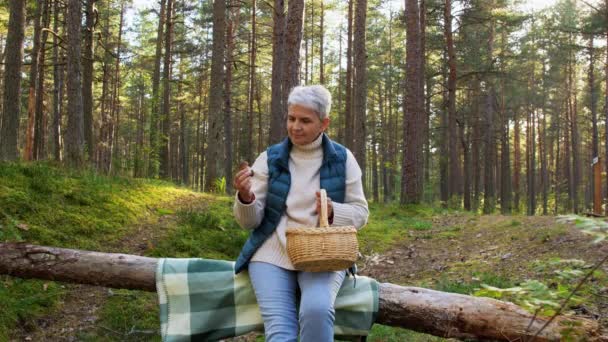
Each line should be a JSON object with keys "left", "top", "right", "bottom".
{"left": 248, "top": 261, "right": 346, "bottom": 342}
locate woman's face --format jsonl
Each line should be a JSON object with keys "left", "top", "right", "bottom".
{"left": 287, "top": 104, "right": 330, "bottom": 146}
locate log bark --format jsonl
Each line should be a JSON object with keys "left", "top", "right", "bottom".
{"left": 0, "top": 243, "right": 602, "bottom": 341}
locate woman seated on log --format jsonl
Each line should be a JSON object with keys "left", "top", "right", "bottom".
{"left": 232, "top": 85, "right": 369, "bottom": 341}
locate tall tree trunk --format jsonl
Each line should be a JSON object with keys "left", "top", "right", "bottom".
{"left": 513, "top": 110, "right": 520, "bottom": 211}
{"left": 52, "top": 0, "right": 63, "bottom": 162}
{"left": 462, "top": 112, "right": 471, "bottom": 211}
{"left": 589, "top": 34, "right": 598, "bottom": 161}
{"left": 401, "top": 0, "right": 423, "bottom": 204}
{"left": 483, "top": 89, "right": 496, "bottom": 214}
{"left": 111, "top": 3, "right": 125, "bottom": 174}
{"left": 65, "top": 0, "right": 85, "bottom": 168}
{"left": 439, "top": 49, "right": 449, "bottom": 206}
{"left": 483, "top": 17, "right": 495, "bottom": 214}
{"left": 247, "top": 0, "right": 257, "bottom": 163}
{"left": 337, "top": 26, "right": 344, "bottom": 143}
{"left": 224, "top": 1, "right": 240, "bottom": 193}
{"left": 319, "top": 1, "right": 324, "bottom": 84}
{"left": 281, "top": 0, "right": 305, "bottom": 116}
{"left": 24, "top": 0, "right": 44, "bottom": 161}
{"left": 134, "top": 79, "right": 146, "bottom": 178}
{"left": 605, "top": 0, "right": 608, "bottom": 216}
{"left": 541, "top": 60, "right": 549, "bottom": 215}
{"left": 0, "top": 0, "right": 26, "bottom": 161}
{"left": 569, "top": 44, "right": 580, "bottom": 213}
{"left": 205, "top": 0, "right": 227, "bottom": 191}
{"left": 269, "top": 0, "right": 285, "bottom": 144}
{"left": 82, "top": 0, "right": 97, "bottom": 162}
{"left": 564, "top": 78, "right": 573, "bottom": 211}
{"left": 420, "top": 0, "right": 428, "bottom": 190}
{"left": 353, "top": 0, "right": 367, "bottom": 187}
{"left": 344, "top": 0, "right": 354, "bottom": 150}
{"left": 178, "top": 74, "right": 188, "bottom": 185}
{"left": 149, "top": 0, "right": 166, "bottom": 178}
{"left": 160, "top": 0, "right": 174, "bottom": 179}
{"left": 371, "top": 91, "right": 379, "bottom": 202}
{"left": 33, "top": 0, "right": 51, "bottom": 160}
{"left": 445, "top": 0, "right": 459, "bottom": 202}
{"left": 500, "top": 114, "right": 511, "bottom": 214}
{"left": 604, "top": 0, "right": 608, "bottom": 216}
{"left": 555, "top": 100, "right": 562, "bottom": 214}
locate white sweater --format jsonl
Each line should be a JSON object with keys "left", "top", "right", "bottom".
{"left": 233, "top": 134, "right": 369, "bottom": 270}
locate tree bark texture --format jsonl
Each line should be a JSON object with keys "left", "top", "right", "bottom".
{"left": 344, "top": 0, "right": 354, "bottom": 150}
{"left": 65, "top": 0, "right": 85, "bottom": 168}
{"left": 83, "top": 0, "right": 97, "bottom": 162}
{"left": 353, "top": 0, "right": 367, "bottom": 187}
{"left": 281, "top": 0, "right": 305, "bottom": 119}
{"left": 445, "top": 0, "right": 459, "bottom": 201}
{"left": 0, "top": 243, "right": 601, "bottom": 341}
{"left": 24, "top": 0, "right": 44, "bottom": 162}
{"left": 224, "top": 1, "right": 239, "bottom": 193}
{"left": 401, "top": 0, "right": 423, "bottom": 204}
{"left": 34, "top": 0, "right": 51, "bottom": 160}
{"left": 160, "top": 0, "right": 175, "bottom": 180}
{"left": 269, "top": 0, "right": 285, "bottom": 144}
{"left": 52, "top": 0, "right": 64, "bottom": 162}
{"left": 149, "top": 0, "right": 167, "bottom": 178}
{"left": 0, "top": 0, "right": 26, "bottom": 161}
{"left": 205, "top": 0, "right": 226, "bottom": 191}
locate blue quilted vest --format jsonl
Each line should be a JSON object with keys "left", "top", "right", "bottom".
{"left": 234, "top": 133, "right": 347, "bottom": 274}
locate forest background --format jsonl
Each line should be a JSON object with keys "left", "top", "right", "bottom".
{"left": 3, "top": 0, "right": 608, "bottom": 215}
{"left": 2, "top": 0, "right": 608, "bottom": 340}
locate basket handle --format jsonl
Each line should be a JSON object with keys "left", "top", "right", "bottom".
{"left": 319, "top": 189, "right": 329, "bottom": 228}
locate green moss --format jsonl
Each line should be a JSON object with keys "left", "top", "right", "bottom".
{"left": 366, "top": 325, "right": 444, "bottom": 342}
{"left": 84, "top": 290, "right": 161, "bottom": 342}
{"left": 0, "top": 162, "right": 193, "bottom": 337}
{"left": 0, "top": 276, "right": 65, "bottom": 341}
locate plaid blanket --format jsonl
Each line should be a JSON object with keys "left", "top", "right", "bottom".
{"left": 157, "top": 258, "right": 378, "bottom": 341}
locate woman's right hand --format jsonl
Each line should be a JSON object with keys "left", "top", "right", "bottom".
{"left": 234, "top": 161, "right": 255, "bottom": 203}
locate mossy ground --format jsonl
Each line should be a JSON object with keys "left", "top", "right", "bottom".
{"left": 1, "top": 163, "right": 606, "bottom": 341}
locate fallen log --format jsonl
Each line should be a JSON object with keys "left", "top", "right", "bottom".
{"left": 0, "top": 243, "right": 602, "bottom": 341}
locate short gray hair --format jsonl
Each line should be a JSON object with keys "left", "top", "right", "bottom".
{"left": 287, "top": 85, "right": 332, "bottom": 120}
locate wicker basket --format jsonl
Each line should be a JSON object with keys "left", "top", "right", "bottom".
{"left": 286, "top": 189, "right": 358, "bottom": 272}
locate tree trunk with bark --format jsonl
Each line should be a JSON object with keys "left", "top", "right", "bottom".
{"left": 65, "top": 0, "right": 85, "bottom": 168}
{"left": 160, "top": 0, "right": 175, "bottom": 179}
{"left": 483, "top": 17, "right": 496, "bottom": 215}
{"left": 0, "top": 243, "right": 601, "bottom": 341}
{"left": 52, "top": 0, "right": 64, "bottom": 162}
{"left": 224, "top": 1, "right": 240, "bottom": 193}
{"left": 269, "top": 0, "right": 285, "bottom": 144}
{"left": 445, "top": 0, "right": 459, "bottom": 201}
{"left": 353, "top": 0, "right": 367, "bottom": 187}
{"left": 24, "top": 0, "right": 44, "bottom": 161}
{"left": 246, "top": 0, "right": 257, "bottom": 163}
{"left": 149, "top": 0, "right": 167, "bottom": 178}
{"left": 401, "top": 0, "right": 423, "bottom": 204}
{"left": 205, "top": 0, "right": 226, "bottom": 191}
{"left": 281, "top": 0, "right": 305, "bottom": 116}
{"left": 34, "top": 0, "right": 51, "bottom": 160}
{"left": 0, "top": 0, "right": 26, "bottom": 161}
{"left": 82, "top": 0, "right": 97, "bottom": 162}
{"left": 605, "top": 0, "right": 608, "bottom": 216}
{"left": 111, "top": 3, "right": 125, "bottom": 173}
{"left": 344, "top": 0, "right": 354, "bottom": 150}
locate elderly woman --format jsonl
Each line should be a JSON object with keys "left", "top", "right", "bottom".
{"left": 232, "top": 85, "right": 368, "bottom": 342}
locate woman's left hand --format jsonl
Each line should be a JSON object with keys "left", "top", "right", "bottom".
{"left": 315, "top": 190, "right": 333, "bottom": 222}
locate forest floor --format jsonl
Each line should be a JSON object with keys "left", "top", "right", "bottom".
{"left": 12, "top": 210, "right": 608, "bottom": 341}
{"left": 2, "top": 163, "right": 607, "bottom": 341}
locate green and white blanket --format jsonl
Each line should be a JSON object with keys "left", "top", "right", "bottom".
{"left": 156, "top": 258, "right": 378, "bottom": 341}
